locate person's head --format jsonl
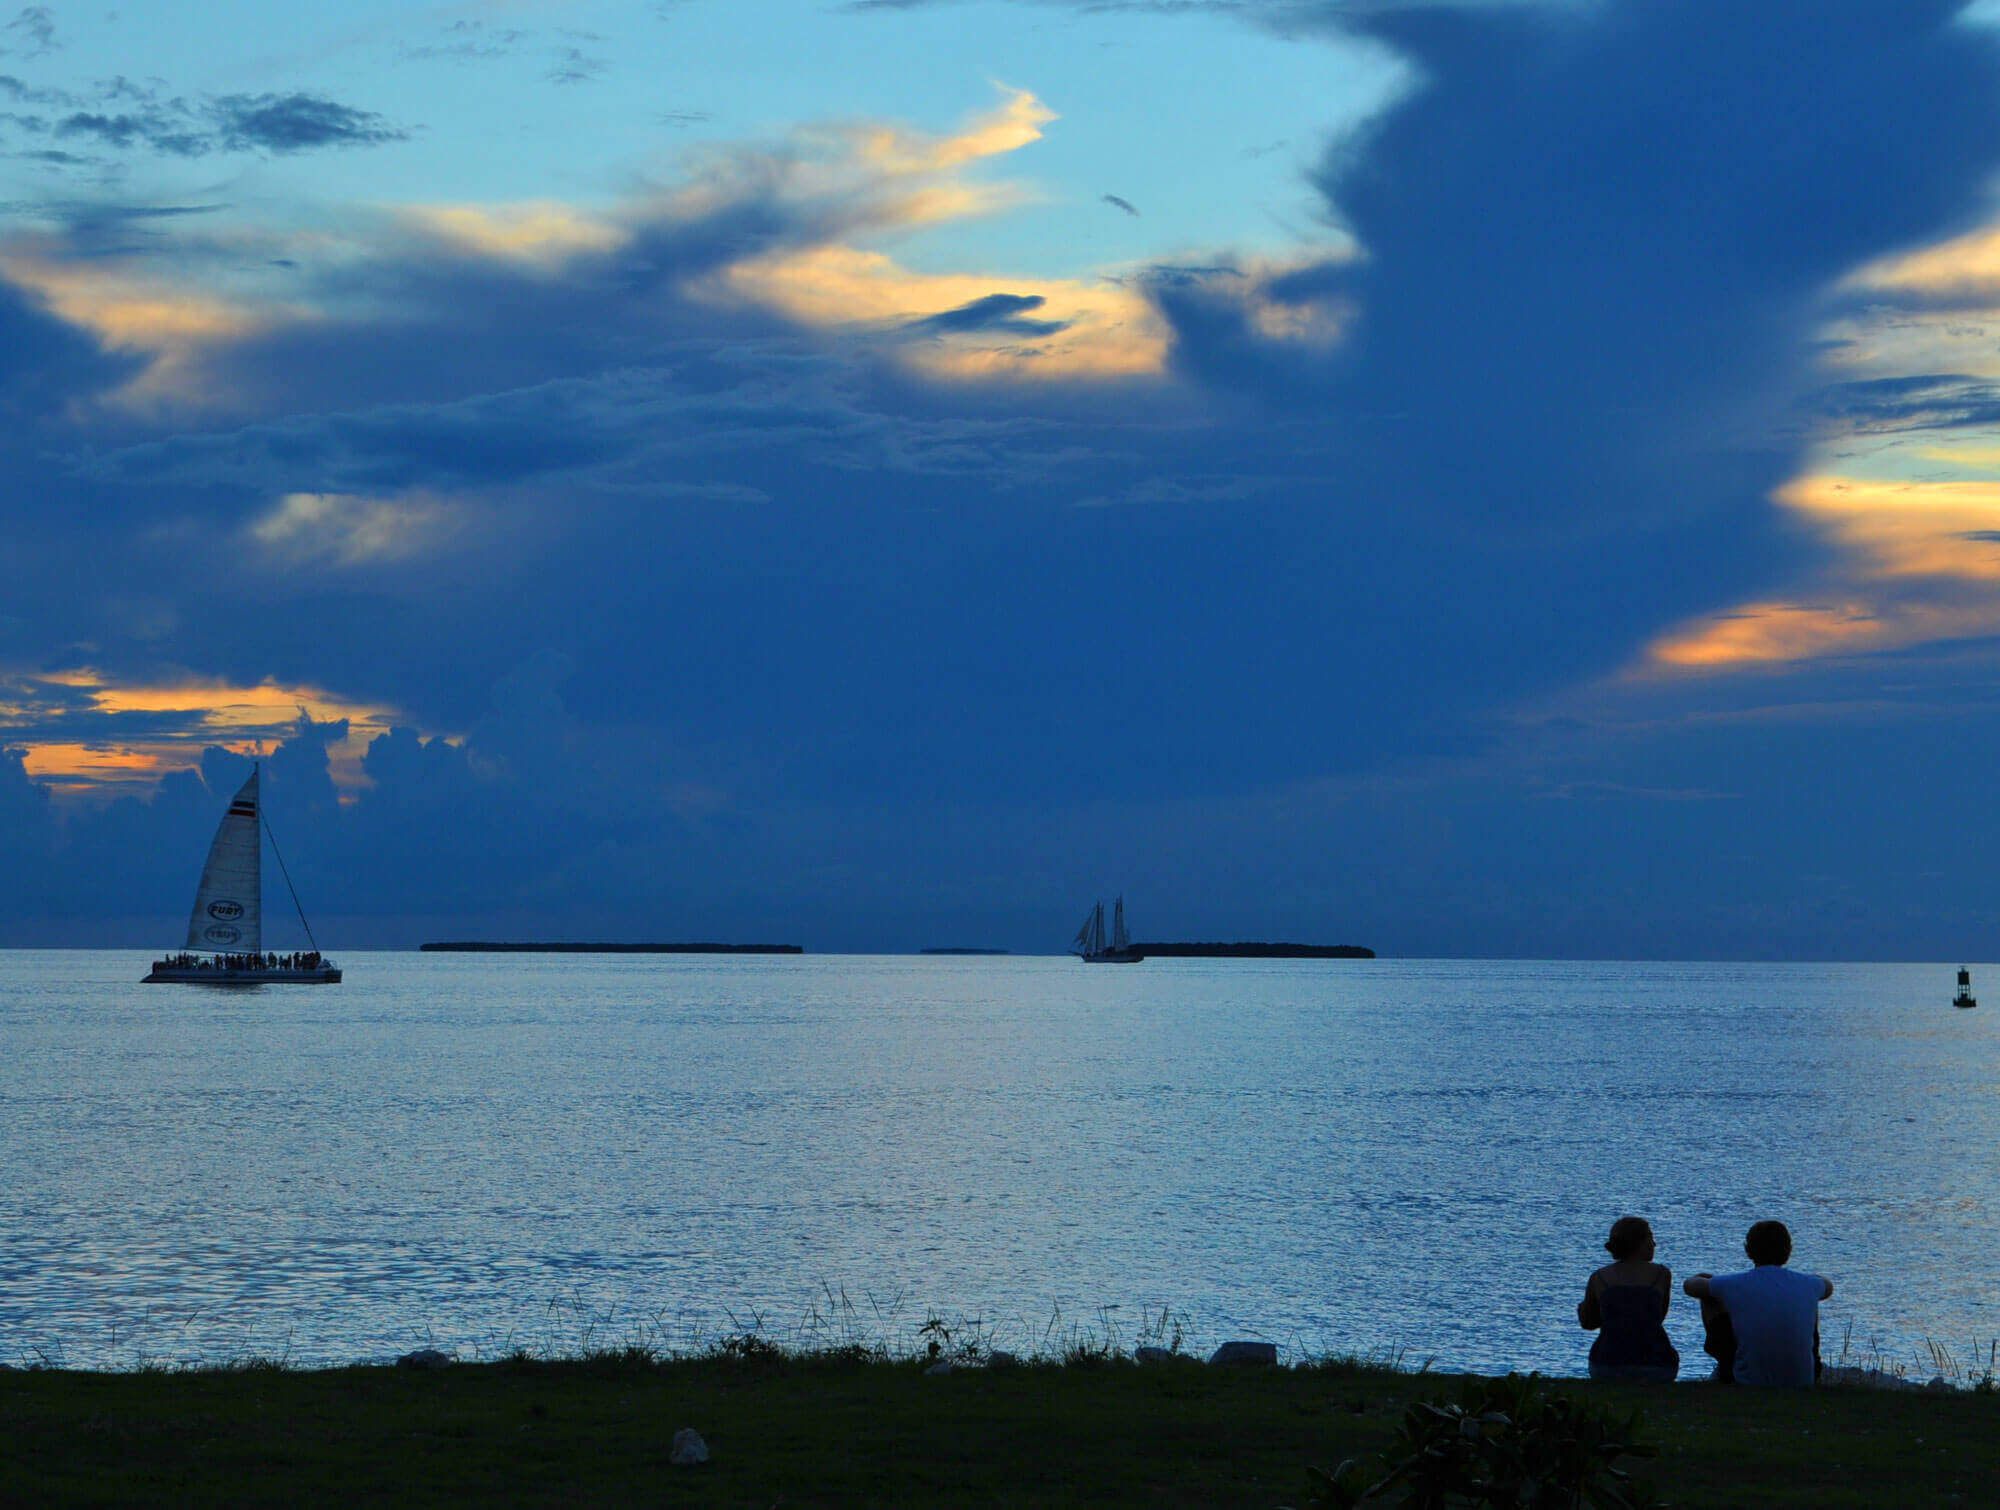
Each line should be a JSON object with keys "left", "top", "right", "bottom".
{"left": 1744, "top": 1220, "right": 1793, "bottom": 1267}
{"left": 1603, "top": 1216, "right": 1655, "bottom": 1262}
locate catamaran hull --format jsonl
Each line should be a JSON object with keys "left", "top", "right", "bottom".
{"left": 142, "top": 966, "right": 342, "bottom": 984}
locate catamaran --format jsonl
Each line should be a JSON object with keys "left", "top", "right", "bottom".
{"left": 1073, "top": 896, "right": 1144, "bottom": 963}
{"left": 143, "top": 767, "right": 341, "bottom": 984}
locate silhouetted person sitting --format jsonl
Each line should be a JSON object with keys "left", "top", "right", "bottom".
{"left": 1578, "top": 1215, "right": 1679, "bottom": 1382}
{"left": 1684, "top": 1221, "right": 1833, "bottom": 1386}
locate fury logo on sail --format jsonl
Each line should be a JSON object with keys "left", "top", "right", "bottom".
{"left": 204, "top": 924, "right": 242, "bottom": 944}
{"left": 208, "top": 900, "right": 244, "bottom": 919}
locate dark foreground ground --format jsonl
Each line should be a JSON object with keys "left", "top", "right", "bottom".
{"left": 3, "top": 1355, "right": 1995, "bottom": 1506}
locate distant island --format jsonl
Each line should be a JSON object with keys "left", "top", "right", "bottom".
{"left": 1130, "top": 942, "right": 1375, "bottom": 959}
{"left": 420, "top": 942, "right": 804, "bottom": 954}
{"left": 920, "top": 947, "right": 1011, "bottom": 955}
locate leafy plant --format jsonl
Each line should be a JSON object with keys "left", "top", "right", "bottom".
{"left": 918, "top": 1310, "right": 990, "bottom": 1363}
{"left": 1286, "top": 1374, "right": 1661, "bottom": 1510}
{"left": 712, "top": 1331, "right": 784, "bottom": 1367}
{"left": 1287, "top": 1455, "right": 1380, "bottom": 1509}
{"left": 1137, "top": 1303, "right": 1189, "bottom": 1356}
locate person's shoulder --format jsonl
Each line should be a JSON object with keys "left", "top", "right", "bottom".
{"left": 1707, "top": 1267, "right": 1751, "bottom": 1295}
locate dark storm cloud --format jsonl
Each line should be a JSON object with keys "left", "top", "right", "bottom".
{"left": 85, "top": 371, "right": 708, "bottom": 492}
{"left": 1291, "top": 0, "right": 2000, "bottom": 526}
{"left": 24, "top": 4, "right": 2000, "bottom": 791}
{"left": 905, "top": 292, "right": 1069, "bottom": 336}
{"left": 7, "top": 0, "right": 2000, "bottom": 949}
{"left": 0, "top": 275, "right": 139, "bottom": 418}
{"left": 0, "top": 701, "right": 292, "bottom": 746}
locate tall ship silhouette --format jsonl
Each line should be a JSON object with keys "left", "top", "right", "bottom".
{"left": 1073, "top": 897, "right": 1144, "bottom": 963}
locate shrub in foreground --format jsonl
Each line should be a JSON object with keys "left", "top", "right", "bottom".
{"left": 1288, "top": 1373, "right": 1659, "bottom": 1509}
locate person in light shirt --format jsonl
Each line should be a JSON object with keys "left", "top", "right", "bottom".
{"left": 1684, "top": 1221, "right": 1834, "bottom": 1386}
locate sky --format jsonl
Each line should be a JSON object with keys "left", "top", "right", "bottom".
{"left": 8, "top": 0, "right": 2000, "bottom": 957}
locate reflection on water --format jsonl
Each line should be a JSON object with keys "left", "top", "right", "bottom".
{"left": 0, "top": 952, "right": 1994, "bottom": 1374}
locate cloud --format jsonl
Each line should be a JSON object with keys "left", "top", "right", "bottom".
{"left": 6, "top": 3, "right": 2000, "bottom": 953}
{"left": 0, "top": 244, "right": 275, "bottom": 410}
{"left": 1848, "top": 224, "right": 2000, "bottom": 305}
{"left": 1643, "top": 474, "right": 2000, "bottom": 669}
{"left": 249, "top": 491, "right": 466, "bottom": 566}
{"left": 905, "top": 291, "right": 1070, "bottom": 336}
{"left": 14, "top": 10, "right": 2000, "bottom": 763}
{"left": 395, "top": 202, "right": 628, "bottom": 268}
{"left": 546, "top": 46, "right": 608, "bottom": 84}
{"left": 846, "top": 85, "right": 1053, "bottom": 173}
{"left": 0, "top": 284, "right": 121, "bottom": 406}
{"left": 0, "top": 668, "right": 406, "bottom": 799}
{"left": 703, "top": 245, "right": 1167, "bottom": 379}
{"left": 2, "top": 6, "right": 54, "bottom": 56}
{"left": 33, "top": 83, "right": 405, "bottom": 158}
{"left": 402, "top": 20, "right": 529, "bottom": 64}
{"left": 54, "top": 109, "right": 205, "bottom": 156}
{"left": 6, "top": 85, "right": 1169, "bottom": 397}
{"left": 1815, "top": 374, "right": 2000, "bottom": 439}
{"left": 213, "top": 93, "right": 407, "bottom": 153}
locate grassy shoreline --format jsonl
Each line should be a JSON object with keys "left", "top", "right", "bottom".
{"left": 4, "top": 1348, "right": 1997, "bottom": 1506}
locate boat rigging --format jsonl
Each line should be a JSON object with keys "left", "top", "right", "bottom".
{"left": 1073, "top": 896, "right": 1144, "bottom": 964}
{"left": 143, "top": 767, "right": 341, "bottom": 985}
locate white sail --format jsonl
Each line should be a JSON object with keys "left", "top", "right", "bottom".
{"left": 184, "top": 770, "right": 261, "bottom": 953}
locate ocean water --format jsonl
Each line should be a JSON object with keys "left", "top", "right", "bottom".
{"left": 1, "top": 951, "right": 1995, "bottom": 1377}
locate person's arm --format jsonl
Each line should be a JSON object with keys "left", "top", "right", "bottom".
{"left": 1578, "top": 1271, "right": 1602, "bottom": 1330}
{"left": 1819, "top": 1275, "right": 1835, "bottom": 1300}
{"left": 1655, "top": 1264, "right": 1673, "bottom": 1318}
{"left": 1684, "top": 1272, "right": 1714, "bottom": 1300}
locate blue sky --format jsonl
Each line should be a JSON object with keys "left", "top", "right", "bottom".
{"left": 4, "top": 1, "right": 1403, "bottom": 273}
{"left": 9, "top": 0, "right": 2000, "bottom": 957}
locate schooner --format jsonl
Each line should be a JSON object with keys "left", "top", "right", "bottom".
{"left": 1072, "top": 896, "right": 1144, "bottom": 963}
